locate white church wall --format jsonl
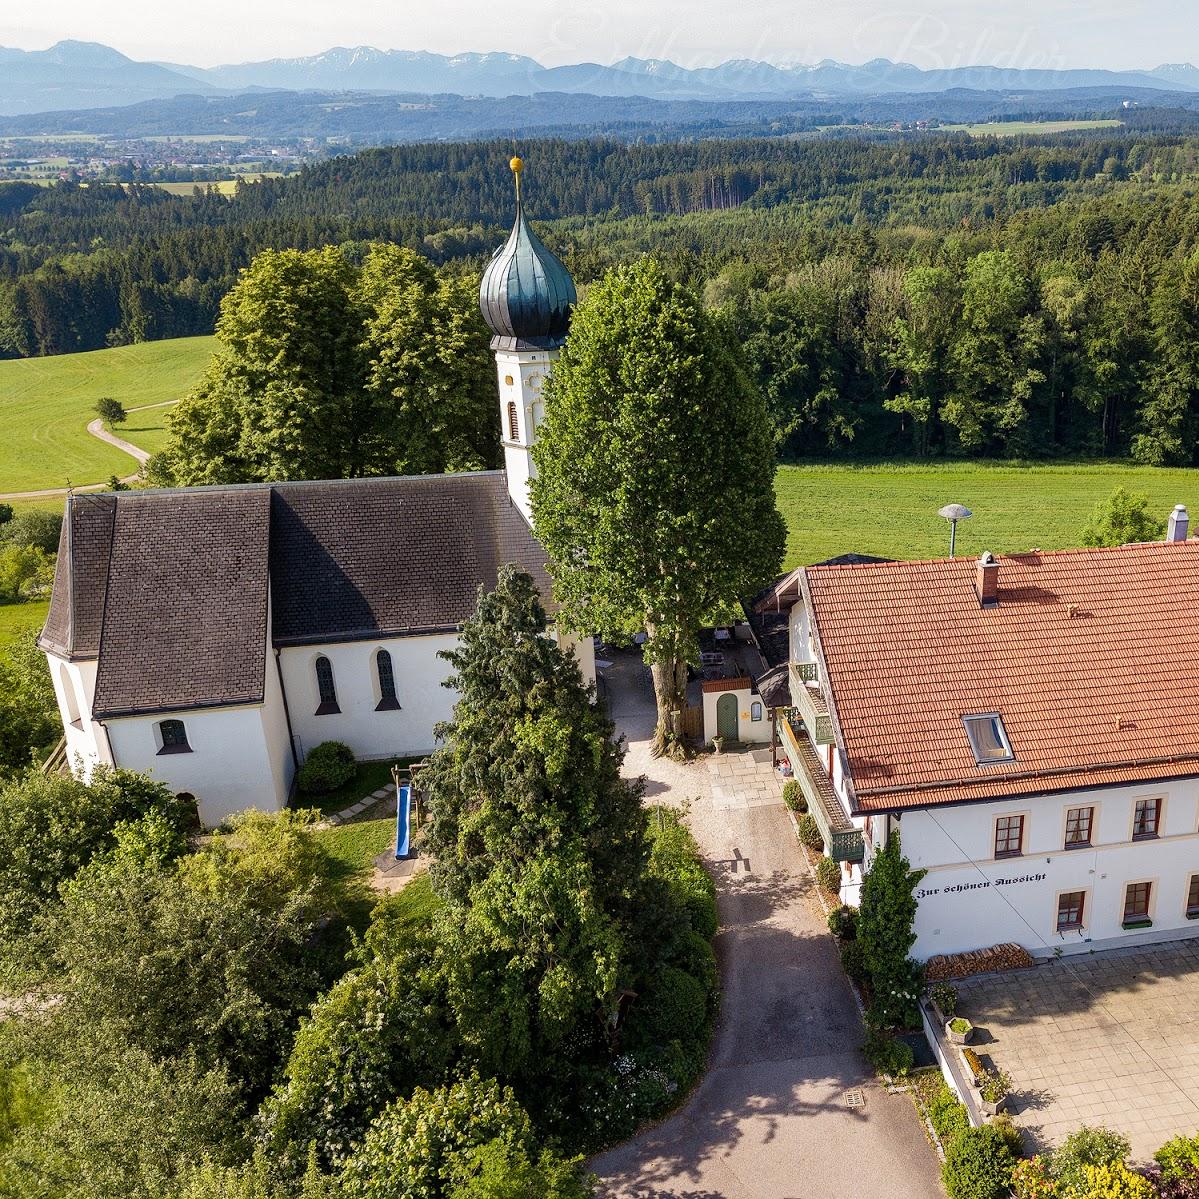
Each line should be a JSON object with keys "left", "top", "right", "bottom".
{"left": 45, "top": 652, "right": 110, "bottom": 777}
{"left": 495, "top": 347, "right": 554, "bottom": 524}
{"left": 280, "top": 633, "right": 460, "bottom": 764}
{"left": 899, "top": 779, "right": 1199, "bottom": 960}
{"left": 104, "top": 701, "right": 287, "bottom": 827}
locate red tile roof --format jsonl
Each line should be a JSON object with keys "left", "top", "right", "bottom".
{"left": 803, "top": 540, "right": 1199, "bottom": 812}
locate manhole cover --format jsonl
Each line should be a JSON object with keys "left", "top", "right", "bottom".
{"left": 844, "top": 1089, "right": 866, "bottom": 1108}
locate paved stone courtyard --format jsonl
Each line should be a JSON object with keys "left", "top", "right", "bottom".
{"left": 954, "top": 939, "right": 1199, "bottom": 1160}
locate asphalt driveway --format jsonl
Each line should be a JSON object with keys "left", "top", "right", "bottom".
{"left": 591, "top": 652, "right": 942, "bottom": 1198}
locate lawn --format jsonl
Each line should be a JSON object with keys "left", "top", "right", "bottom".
{"left": 0, "top": 335, "right": 216, "bottom": 494}
{"left": 315, "top": 813, "right": 396, "bottom": 883}
{"left": 776, "top": 461, "right": 1199, "bottom": 567}
{"left": 0, "top": 598, "right": 49, "bottom": 650}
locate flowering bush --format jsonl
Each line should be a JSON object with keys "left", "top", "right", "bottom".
{"left": 1012, "top": 1154, "right": 1059, "bottom": 1198}
{"left": 1080, "top": 1162, "right": 1153, "bottom": 1199}
{"left": 1156, "top": 1134, "right": 1199, "bottom": 1184}
{"left": 929, "top": 981, "right": 958, "bottom": 1018}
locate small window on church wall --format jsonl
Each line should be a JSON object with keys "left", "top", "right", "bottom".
{"left": 314, "top": 656, "right": 340, "bottom": 715}
{"left": 157, "top": 719, "right": 191, "bottom": 754}
{"left": 504, "top": 374, "right": 514, "bottom": 386}
{"left": 59, "top": 665, "right": 81, "bottom": 728}
{"left": 375, "top": 649, "right": 401, "bottom": 712}
{"left": 507, "top": 401, "right": 519, "bottom": 442}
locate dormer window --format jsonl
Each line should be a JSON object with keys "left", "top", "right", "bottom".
{"left": 963, "top": 713, "right": 1014, "bottom": 765}
{"left": 157, "top": 719, "right": 191, "bottom": 754}
{"left": 314, "top": 656, "right": 340, "bottom": 715}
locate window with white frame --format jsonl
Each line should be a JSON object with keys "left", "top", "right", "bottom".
{"left": 963, "top": 713, "right": 1014, "bottom": 764}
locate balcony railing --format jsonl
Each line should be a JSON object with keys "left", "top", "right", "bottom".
{"left": 788, "top": 662, "right": 833, "bottom": 744}
{"left": 779, "top": 714, "right": 864, "bottom": 863}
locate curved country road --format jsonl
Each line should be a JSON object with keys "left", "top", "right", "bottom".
{"left": 593, "top": 653, "right": 943, "bottom": 1199}
{"left": 0, "top": 401, "right": 170, "bottom": 501}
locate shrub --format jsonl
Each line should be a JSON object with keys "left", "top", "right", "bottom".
{"left": 1011, "top": 1155, "right": 1057, "bottom": 1199}
{"left": 1050, "top": 1126, "right": 1131, "bottom": 1195}
{"left": 929, "top": 980, "right": 958, "bottom": 1017}
{"left": 1079, "top": 1162, "right": 1152, "bottom": 1198}
{"left": 297, "top": 741, "right": 356, "bottom": 794}
{"left": 796, "top": 813, "right": 823, "bottom": 851}
{"left": 1156, "top": 1133, "right": 1199, "bottom": 1183}
{"left": 941, "top": 1125, "right": 1018, "bottom": 1199}
{"left": 862, "top": 1028, "right": 914, "bottom": 1077}
{"left": 827, "top": 904, "right": 857, "bottom": 940}
{"left": 816, "top": 855, "right": 841, "bottom": 893}
{"left": 782, "top": 780, "right": 806, "bottom": 813}
{"left": 339, "top": 1074, "right": 591, "bottom": 1199}
{"left": 926, "top": 1081, "right": 970, "bottom": 1146}
{"left": 632, "top": 965, "right": 709, "bottom": 1059}
{"left": 646, "top": 806, "right": 718, "bottom": 940}
{"left": 838, "top": 938, "right": 867, "bottom": 984}
{"left": 0, "top": 509, "right": 63, "bottom": 554}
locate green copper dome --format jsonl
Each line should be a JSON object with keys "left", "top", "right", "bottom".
{"left": 480, "top": 196, "right": 576, "bottom": 352}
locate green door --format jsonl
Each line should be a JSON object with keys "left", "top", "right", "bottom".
{"left": 716, "top": 693, "right": 739, "bottom": 742}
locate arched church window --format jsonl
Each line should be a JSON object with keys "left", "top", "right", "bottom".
{"left": 314, "top": 656, "right": 340, "bottom": 715}
{"left": 157, "top": 718, "right": 191, "bottom": 754}
{"left": 507, "top": 401, "right": 519, "bottom": 443}
{"left": 375, "top": 649, "right": 400, "bottom": 711}
{"left": 59, "top": 665, "right": 81, "bottom": 728}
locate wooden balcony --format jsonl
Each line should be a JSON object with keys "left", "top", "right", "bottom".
{"left": 788, "top": 662, "right": 833, "bottom": 744}
{"left": 779, "top": 714, "right": 864, "bottom": 864}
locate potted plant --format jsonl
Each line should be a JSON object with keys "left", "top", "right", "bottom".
{"left": 928, "top": 980, "right": 958, "bottom": 1024}
{"left": 946, "top": 1016, "right": 974, "bottom": 1046}
{"left": 712, "top": 736, "right": 725, "bottom": 755}
{"left": 979, "top": 1068, "right": 1012, "bottom": 1116}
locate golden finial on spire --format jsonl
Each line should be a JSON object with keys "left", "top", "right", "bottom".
{"left": 510, "top": 154, "right": 523, "bottom": 204}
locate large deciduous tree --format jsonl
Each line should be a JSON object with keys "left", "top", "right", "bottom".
{"left": 531, "top": 258, "right": 785, "bottom": 757}
{"left": 153, "top": 245, "right": 498, "bottom": 485}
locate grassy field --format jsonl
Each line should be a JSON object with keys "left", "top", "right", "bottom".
{"left": 0, "top": 335, "right": 215, "bottom": 493}
{"left": 940, "top": 119, "right": 1122, "bottom": 137}
{"left": 776, "top": 461, "right": 1199, "bottom": 567}
{"left": 0, "top": 598, "right": 50, "bottom": 651}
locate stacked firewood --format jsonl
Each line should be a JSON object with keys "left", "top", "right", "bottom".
{"left": 924, "top": 942, "right": 1035, "bottom": 981}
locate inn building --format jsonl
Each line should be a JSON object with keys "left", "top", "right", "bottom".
{"left": 759, "top": 506, "right": 1199, "bottom": 959}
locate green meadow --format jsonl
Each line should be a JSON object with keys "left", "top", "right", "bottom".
{"left": 0, "top": 335, "right": 215, "bottom": 493}
{"left": 776, "top": 461, "right": 1199, "bottom": 567}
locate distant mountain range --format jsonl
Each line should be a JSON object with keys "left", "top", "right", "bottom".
{"left": 2, "top": 40, "right": 1199, "bottom": 116}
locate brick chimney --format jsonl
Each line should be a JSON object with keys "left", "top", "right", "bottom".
{"left": 1167, "top": 504, "right": 1189, "bottom": 543}
{"left": 975, "top": 551, "right": 999, "bottom": 608}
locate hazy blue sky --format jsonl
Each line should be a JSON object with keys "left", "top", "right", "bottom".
{"left": 2, "top": 0, "right": 1195, "bottom": 69}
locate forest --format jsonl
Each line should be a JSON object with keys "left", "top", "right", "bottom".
{"left": 3, "top": 130, "right": 1199, "bottom": 462}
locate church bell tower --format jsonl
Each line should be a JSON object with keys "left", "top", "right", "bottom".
{"left": 479, "top": 157, "right": 577, "bottom": 524}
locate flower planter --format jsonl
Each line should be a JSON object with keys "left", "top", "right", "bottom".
{"left": 981, "top": 1094, "right": 1009, "bottom": 1116}
{"left": 946, "top": 1018, "right": 974, "bottom": 1046}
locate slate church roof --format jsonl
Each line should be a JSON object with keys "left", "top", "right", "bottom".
{"left": 41, "top": 471, "right": 554, "bottom": 720}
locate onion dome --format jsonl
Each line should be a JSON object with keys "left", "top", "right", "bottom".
{"left": 480, "top": 157, "right": 576, "bottom": 351}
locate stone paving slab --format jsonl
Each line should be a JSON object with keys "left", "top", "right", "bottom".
{"left": 953, "top": 939, "right": 1199, "bottom": 1160}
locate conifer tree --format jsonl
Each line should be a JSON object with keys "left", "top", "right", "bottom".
{"left": 421, "top": 567, "right": 647, "bottom": 1084}
{"left": 857, "top": 831, "right": 926, "bottom": 1028}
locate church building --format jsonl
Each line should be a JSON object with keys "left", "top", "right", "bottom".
{"left": 39, "top": 160, "right": 593, "bottom": 827}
